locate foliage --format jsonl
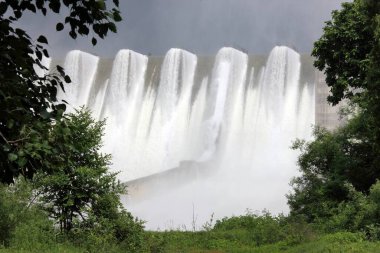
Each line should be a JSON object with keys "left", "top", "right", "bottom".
{"left": 312, "top": 0, "right": 372, "bottom": 105}
{"left": 311, "top": 0, "right": 380, "bottom": 190}
{"left": 290, "top": 0, "right": 380, "bottom": 231}
{"left": 0, "top": 1, "right": 146, "bottom": 252}
{"left": 0, "top": 175, "right": 144, "bottom": 252}
{"left": 29, "top": 109, "right": 145, "bottom": 251}
{"left": 213, "top": 211, "right": 286, "bottom": 246}
{"left": 0, "top": 0, "right": 121, "bottom": 184}
{"left": 288, "top": 113, "right": 380, "bottom": 220}
{"left": 0, "top": 179, "right": 52, "bottom": 247}
{"left": 33, "top": 109, "right": 123, "bottom": 231}
{"left": 141, "top": 224, "right": 379, "bottom": 253}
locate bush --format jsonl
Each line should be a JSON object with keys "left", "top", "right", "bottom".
{"left": 213, "top": 211, "right": 287, "bottom": 246}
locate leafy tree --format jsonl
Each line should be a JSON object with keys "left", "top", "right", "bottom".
{"left": 290, "top": 0, "right": 380, "bottom": 223}
{"left": 32, "top": 108, "right": 145, "bottom": 251}
{"left": 0, "top": 0, "right": 121, "bottom": 183}
{"left": 34, "top": 109, "right": 122, "bottom": 232}
{"left": 312, "top": 0, "right": 373, "bottom": 105}
{"left": 289, "top": 122, "right": 368, "bottom": 221}
{"left": 312, "top": 0, "right": 380, "bottom": 171}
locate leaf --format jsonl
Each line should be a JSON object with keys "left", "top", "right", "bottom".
{"left": 8, "top": 153, "right": 18, "bottom": 162}
{"left": 36, "top": 0, "right": 44, "bottom": 9}
{"left": 56, "top": 65, "right": 65, "bottom": 76}
{"left": 7, "top": 119, "right": 14, "bottom": 129}
{"left": 69, "top": 30, "right": 77, "bottom": 39}
{"left": 36, "top": 50, "right": 42, "bottom": 61}
{"left": 0, "top": 2, "right": 8, "bottom": 16}
{"left": 27, "top": 4, "right": 36, "bottom": 13}
{"left": 43, "top": 49, "right": 49, "bottom": 58}
{"left": 37, "top": 35, "right": 48, "bottom": 44}
{"left": 49, "top": 0, "right": 61, "bottom": 13}
{"left": 56, "top": 22, "right": 64, "bottom": 31}
{"left": 78, "top": 25, "right": 89, "bottom": 35}
{"left": 96, "top": 0, "right": 106, "bottom": 10}
{"left": 108, "top": 22, "right": 117, "bottom": 33}
{"left": 40, "top": 109, "right": 51, "bottom": 119}
{"left": 64, "top": 75, "right": 71, "bottom": 83}
{"left": 113, "top": 0, "right": 119, "bottom": 7}
{"left": 14, "top": 10, "right": 22, "bottom": 19}
{"left": 113, "top": 11, "right": 122, "bottom": 22}
{"left": 56, "top": 103, "right": 66, "bottom": 112}
{"left": 92, "top": 37, "right": 97, "bottom": 46}
{"left": 17, "top": 157, "right": 27, "bottom": 167}
{"left": 59, "top": 81, "right": 65, "bottom": 92}
{"left": 3, "top": 144, "right": 11, "bottom": 152}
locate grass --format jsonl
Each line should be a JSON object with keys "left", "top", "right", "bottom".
{"left": 1, "top": 229, "right": 380, "bottom": 253}
{"left": 142, "top": 231, "right": 380, "bottom": 253}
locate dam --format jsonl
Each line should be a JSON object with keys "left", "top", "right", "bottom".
{"left": 50, "top": 46, "right": 343, "bottom": 229}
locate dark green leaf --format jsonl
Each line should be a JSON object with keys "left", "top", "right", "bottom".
{"left": 7, "top": 119, "right": 14, "bottom": 129}
{"left": 17, "top": 157, "right": 27, "bottom": 167}
{"left": 113, "top": 11, "right": 122, "bottom": 22}
{"left": 108, "top": 23, "right": 117, "bottom": 33}
{"left": 40, "top": 109, "right": 51, "bottom": 119}
{"left": 8, "top": 153, "right": 18, "bottom": 162}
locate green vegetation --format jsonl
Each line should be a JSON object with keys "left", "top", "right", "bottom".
{"left": 0, "top": 0, "right": 121, "bottom": 184}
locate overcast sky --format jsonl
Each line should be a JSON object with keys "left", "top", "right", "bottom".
{"left": 17, "top": 0, "right": 347, "bottom": 57}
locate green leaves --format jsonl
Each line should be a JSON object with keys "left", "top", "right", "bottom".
{"left": 34, "top": 109, "right": 116, "bottom": 233}
{"left": 8, "top": 153, "right": 18, "bottom": 162}
{"left": 1, "top": 0, "right": 121, "bottom": 185}
{"left": 113, "top": 10, "right": 122, "bottom": 22}
{"left": 312, "top": 0, "right": 372, "bottom": 105}
{"left": 108, "top": 22, "right": 117, "bottom": 33}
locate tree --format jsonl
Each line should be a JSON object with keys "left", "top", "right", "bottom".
{"left": 34, "top": 109, "right": 122, "bottom": 232}
{"left": 33, "top": 109, "right": 145, "bottom": 251}
{"left": 288, "top": 116, "right": 377, "bottom": 221}
{"left": 312, "top": 0, "right": 380, "bottom": 159}
{"left": 0, "top": 0, "right": 121, "bottom": 183}
{"left": 290, "top": 0, "right": 380, "bottom": 223}
{"left": 312, "top": 0, "right": 373, "bottom": 105}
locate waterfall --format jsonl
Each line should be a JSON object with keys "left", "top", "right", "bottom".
{"left": 54, "top": 46, "right": 316, "bottom": 230}
{"left": 58, "top": 50, "right": 99, "bottom": 112}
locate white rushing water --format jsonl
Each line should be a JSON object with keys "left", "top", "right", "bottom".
{"left": 56, "top": 46, "right": 315, "bottom": 230}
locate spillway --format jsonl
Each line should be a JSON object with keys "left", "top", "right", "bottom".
{"left": 52, "top": 46, "right": 337, "bottom": 229}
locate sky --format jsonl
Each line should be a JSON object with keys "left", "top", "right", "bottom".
{"left": 17, "top": 0, "right": 347, "bottom": 57}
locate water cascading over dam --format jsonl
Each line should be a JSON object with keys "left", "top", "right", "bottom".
{"left": 52, "top": 46, "right": 319, "bottom": 229}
